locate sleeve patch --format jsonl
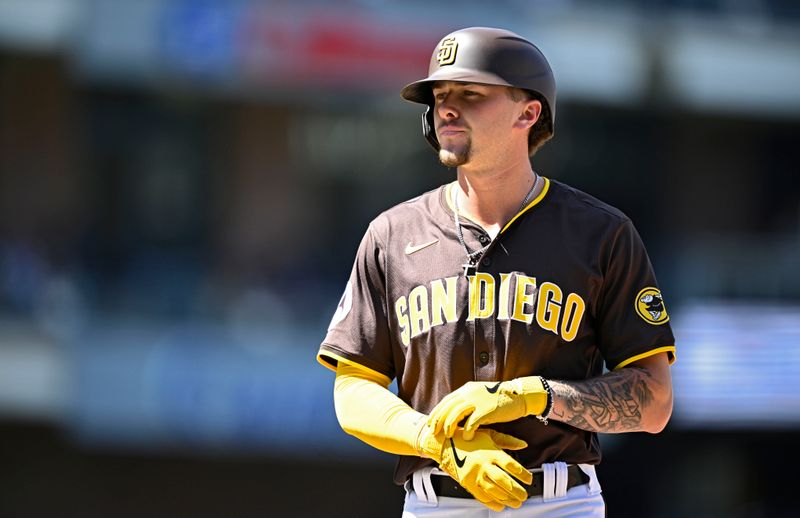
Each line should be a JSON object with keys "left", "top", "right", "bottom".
{"left": 328, "top": 280, "right": 353, "bottom": 331}
{"left": 634, "top": 287, "right": 670, "bottom": 325}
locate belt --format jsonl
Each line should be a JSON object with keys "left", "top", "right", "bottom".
{"left": 429, "top": 465, "right": 589, "bottom": 499}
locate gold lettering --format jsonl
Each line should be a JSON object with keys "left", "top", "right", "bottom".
{"left": 394, "top": 296, "right": 410, "bottom": 347}
{"left": 497, "top": 273, "right": 512, "bottom": 320}
{"left": 431, "top": 276, "right": 458, "bottom": 326}
{"left": 467, "top": 273, "right": 495, "bottom": 321}
{"left": 536, "top": 282, "right": 562, "bottom": 334}
{"left": 408, "top": 285, "right": 431, "bottom": 338}
{"left": 511, "top": 275, "right": 537, "bottom": 324}
{"left": 560, "top": 293, "right": 585, "bottom": 342}
{"left": 396, "top": 274, "right": 584, "bottom": 345}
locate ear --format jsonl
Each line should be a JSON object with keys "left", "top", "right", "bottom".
{"left": 514, "top": 99, "right": 542, "bottom": 130}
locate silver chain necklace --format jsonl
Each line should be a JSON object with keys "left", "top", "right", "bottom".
{"left": 454, "top": 173, "right": 541, "bottom": 276}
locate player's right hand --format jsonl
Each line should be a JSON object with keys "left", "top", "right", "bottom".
{"left": 417, "top": 426, "right": 533, "bottom": 511}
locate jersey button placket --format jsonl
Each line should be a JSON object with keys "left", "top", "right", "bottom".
{"left": 468, "top": 229, "right": 497, "bottom": 378}
{"left": 477, "top": 234, "right": 492, "bottom": 268}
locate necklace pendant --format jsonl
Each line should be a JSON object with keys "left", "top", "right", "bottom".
{"left": 462, "top": 262, "right": 476, "bottom": 277}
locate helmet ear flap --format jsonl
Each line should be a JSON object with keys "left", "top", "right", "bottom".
{"left": 422, "top": 106, "right": 440, "bottom": 151}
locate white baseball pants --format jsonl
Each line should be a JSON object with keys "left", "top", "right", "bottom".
{"left": 402, "top": 463, "right": 604, "bottom": 517}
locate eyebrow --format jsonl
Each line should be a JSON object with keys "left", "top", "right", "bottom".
{"left": 431, "top": 82, "right": 481, "bottom": 92}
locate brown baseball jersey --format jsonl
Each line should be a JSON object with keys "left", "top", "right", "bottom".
{"left": 317, "top": 177, "right": 676, "bottom": 485}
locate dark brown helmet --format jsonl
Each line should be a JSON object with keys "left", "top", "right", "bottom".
{"left": 401, "top": 27, "right": 556, "bottom": 153}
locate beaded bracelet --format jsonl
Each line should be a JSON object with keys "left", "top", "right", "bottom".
{"left": 536, "top": 376, "right": 554, "bottom": 425}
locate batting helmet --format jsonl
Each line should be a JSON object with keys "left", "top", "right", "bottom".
{"left": 400, "top": 27, "right": 556, "bottom": 153}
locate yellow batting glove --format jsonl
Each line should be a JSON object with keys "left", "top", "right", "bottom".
{"left": 417, "top": 426, "right": 533, "bottom": 512}
{"left": 428, "top": 377, "right": 549, "bottom": 440}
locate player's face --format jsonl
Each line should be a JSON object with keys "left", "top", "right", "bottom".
{"left": 431, "top": 82, "right": 529, "bottom": 168}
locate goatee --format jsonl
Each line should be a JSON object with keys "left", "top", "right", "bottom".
{"left": 439, "top": 148, "right": 469, "bottom": 168}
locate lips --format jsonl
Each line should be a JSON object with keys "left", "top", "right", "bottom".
{"left": 438, "top": 125, "right": 467, "bottom": 137}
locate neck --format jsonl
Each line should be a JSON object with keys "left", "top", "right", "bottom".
{"left": 455, "top": 158, "right": 539, "bottom": 237}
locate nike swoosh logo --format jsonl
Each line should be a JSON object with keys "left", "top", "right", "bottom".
{"left": 485, "top": 381, "right": 502, "bottom": 394}
{"left": 450, "top": 438, "right": 467, "bottom": 468}
{"left": 404, "top": 239, "right": 439, "bottom": 255}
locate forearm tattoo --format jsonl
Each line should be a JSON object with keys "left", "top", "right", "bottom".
{"left": 549, "top": 368, "right": 655, "bottom": 433}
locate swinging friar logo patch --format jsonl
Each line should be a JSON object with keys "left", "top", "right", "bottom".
{"left": 328, "top": 280, "right": 353, "bottom": 331}
{"left": 635, "top": 287, "right": 669, "bottom": 325}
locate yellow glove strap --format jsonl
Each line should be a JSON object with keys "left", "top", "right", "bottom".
{"left": 511, "top": 376, "right": 549, "bottom": 417}
{"left": 416, "top": 423, "right": 444, "bottom": 462}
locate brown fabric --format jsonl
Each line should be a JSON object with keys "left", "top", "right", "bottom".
{"left": 319, "top": 178, "right": 676, "bottom": 485}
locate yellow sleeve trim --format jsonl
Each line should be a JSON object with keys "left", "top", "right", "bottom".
{"left": 500, "top": 177, "right": 550, "bottom": 234}
{"left": 317, "top": 350, "right": 392, "bottom": 387}
{"left": 613, "top": 345, "right": 676, "bottom": 370}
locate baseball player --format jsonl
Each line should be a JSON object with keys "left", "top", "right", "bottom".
{"left": 317, "top": 27, "right": 676, "bottom": 516}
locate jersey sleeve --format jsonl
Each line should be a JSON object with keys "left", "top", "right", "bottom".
{"left": 595, "top": 219, "right": 676, "bottom": 370}
{"left": 316, "top": 223, "right": 396, "bottom": 381}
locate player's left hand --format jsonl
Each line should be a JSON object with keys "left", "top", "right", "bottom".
{"left": 428, "top": 377, "right": 549, "bottom": 440}
{"left": 417, "top": 425, "right": 532, "bottom": 511}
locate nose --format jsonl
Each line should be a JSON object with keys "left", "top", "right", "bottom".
{"left": 435, "top": 95, "right": 459, "bottom": 121}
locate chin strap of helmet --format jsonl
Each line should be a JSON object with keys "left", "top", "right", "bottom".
{"left": 422, "top": 106, "right": 440, "bottom": 151}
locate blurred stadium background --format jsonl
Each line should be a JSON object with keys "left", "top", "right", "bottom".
{"left": 0, "top": 0, "right": 798, "bottom": 516}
